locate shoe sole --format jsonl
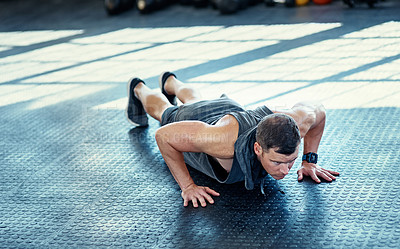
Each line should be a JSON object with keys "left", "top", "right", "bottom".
{"left": 125, "top": 77, "right": 148, "bottom": 127}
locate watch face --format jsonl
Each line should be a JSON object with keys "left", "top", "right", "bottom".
{"left": 310, "top": 154, "right": 317, "bottom": 163}
{"left": 303, "top": 153, "right": 318, "bottom": 163}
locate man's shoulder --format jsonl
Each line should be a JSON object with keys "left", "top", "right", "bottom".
{"left": 215, "top": 114, "right": 239, "bottom": 128}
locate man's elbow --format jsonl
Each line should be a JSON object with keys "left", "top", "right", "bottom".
{"left": 315, "top": 102, "right": 326, "bottom": 124}
{"left": 304, "top": 102, "right": 325, "bottom": 129}
{"left": 155, "top": 127, "right": 168, "bottom": 146}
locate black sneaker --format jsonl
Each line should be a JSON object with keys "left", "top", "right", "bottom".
{"left": 126, "top": 77, "right": 148, "bottom": 127}
{"left": 159, "top": 72, "right": 177, "bottom": 105}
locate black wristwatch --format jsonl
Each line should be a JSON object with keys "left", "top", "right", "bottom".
{"left": 302, "top": 152, "right": 318, "bottom": 164}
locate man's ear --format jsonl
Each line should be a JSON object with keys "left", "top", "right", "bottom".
{"left": 254, "top": 142, "right": 262, "bottom": 156}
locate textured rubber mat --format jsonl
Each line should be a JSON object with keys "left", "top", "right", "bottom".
{"left": 1, "top": 102, "right": 399, "bottom": 248}
{"left": 1, "top": 0, "right": 400, "bottom": 248}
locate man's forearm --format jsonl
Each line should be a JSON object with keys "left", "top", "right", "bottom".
{"left": 155, "top": 133, "right": 194, "bottom": 190}
{"left": 296, "top": 103, "right": 339, "bottom": 182}
{"left": 154, "top": 123, "right": 221, "bottom": 207}
{"left": 303, "top": 104, "right": 326, "bottom": 154}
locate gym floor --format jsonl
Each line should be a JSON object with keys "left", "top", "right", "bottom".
{"left": 1, "top": 0, "right": 400, "bottom": 248}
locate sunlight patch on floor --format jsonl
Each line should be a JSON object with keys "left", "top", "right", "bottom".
{"left": 3, "top": 22, "right": 399, "bottom": 111}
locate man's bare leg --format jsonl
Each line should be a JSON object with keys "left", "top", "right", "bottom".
{"left": 162, "top": 75, "right": 202, "bottom": 104}
{"left": 134, "top": 82, "right": 172, "bottom": 122}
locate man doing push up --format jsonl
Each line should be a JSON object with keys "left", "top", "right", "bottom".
{"left": 126, "top": 72, "right": 339, "bottom": 208}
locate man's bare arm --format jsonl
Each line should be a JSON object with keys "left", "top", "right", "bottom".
{"left": 155, "top": 121, "right": 230, "bottom": 207}
{"left": 276, "top": 102, "right": 340, "bottom": 183}
{"left": 292, "top": 102, "right": 340, "bottom": 182}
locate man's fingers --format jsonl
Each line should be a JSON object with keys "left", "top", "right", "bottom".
{"left": 205, "top": 187, "right": 220, "bottom": 196}
{"left": 198, "top": 196, "right": 207, "bottom": 207}
{"left": 298, "top": 164, "right": 339, "bottom": 184}
{"left": 310, "top": 171, "right": 321, "bottom": 183}
{"left": 191, "top": 198, "right": 199, "bottom": 208}
{"left": 317, "top": 168, "right": 337, "bottom": 181}
{"left": 318, "top": 171, "right": 333, "bottom": 182}
{"left": 326, "top": 169, "right": 340, "bottom": 176}
{"left": 182, "top": 186, "right": 220, "bottom": 208}
{"left": 297, "top": 170, "right": 304, "bottom": 181}
{"left": 203, "top": 193, "right": 215, "bottom": 205}
{"left": 323, "top": 170, "right": 336, "bottom": 180}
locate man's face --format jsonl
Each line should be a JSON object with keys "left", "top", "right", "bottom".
{"left": 254, "top": 143, "right": 299, "bottom": 180}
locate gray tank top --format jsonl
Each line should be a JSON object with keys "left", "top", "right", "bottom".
{"left": 182, "top": 99, "right": 273, "bottom": 190}
{"left": 229, "top": 106, "right": 273, "bottom": 190}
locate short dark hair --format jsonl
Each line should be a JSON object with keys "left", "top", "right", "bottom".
{"left": 256, "top": 113, "right": 301, "bottom": 155}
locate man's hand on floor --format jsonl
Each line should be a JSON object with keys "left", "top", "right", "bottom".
{"left": 181, "top": 183, "right": 220, "bottom": 208}
{"left": 297, "top": 162, "right": 340, "bottom": 183}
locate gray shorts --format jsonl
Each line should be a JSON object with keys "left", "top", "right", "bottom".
{"left": 159, "top": 94, "right": 246, "bottom": 184}
{"left": 160, "top": 94, "right": 244, "bottom": 126}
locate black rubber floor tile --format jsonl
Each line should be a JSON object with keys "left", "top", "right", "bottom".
{"left": 1, "top": 0, "right": 400, "bottom": 248}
